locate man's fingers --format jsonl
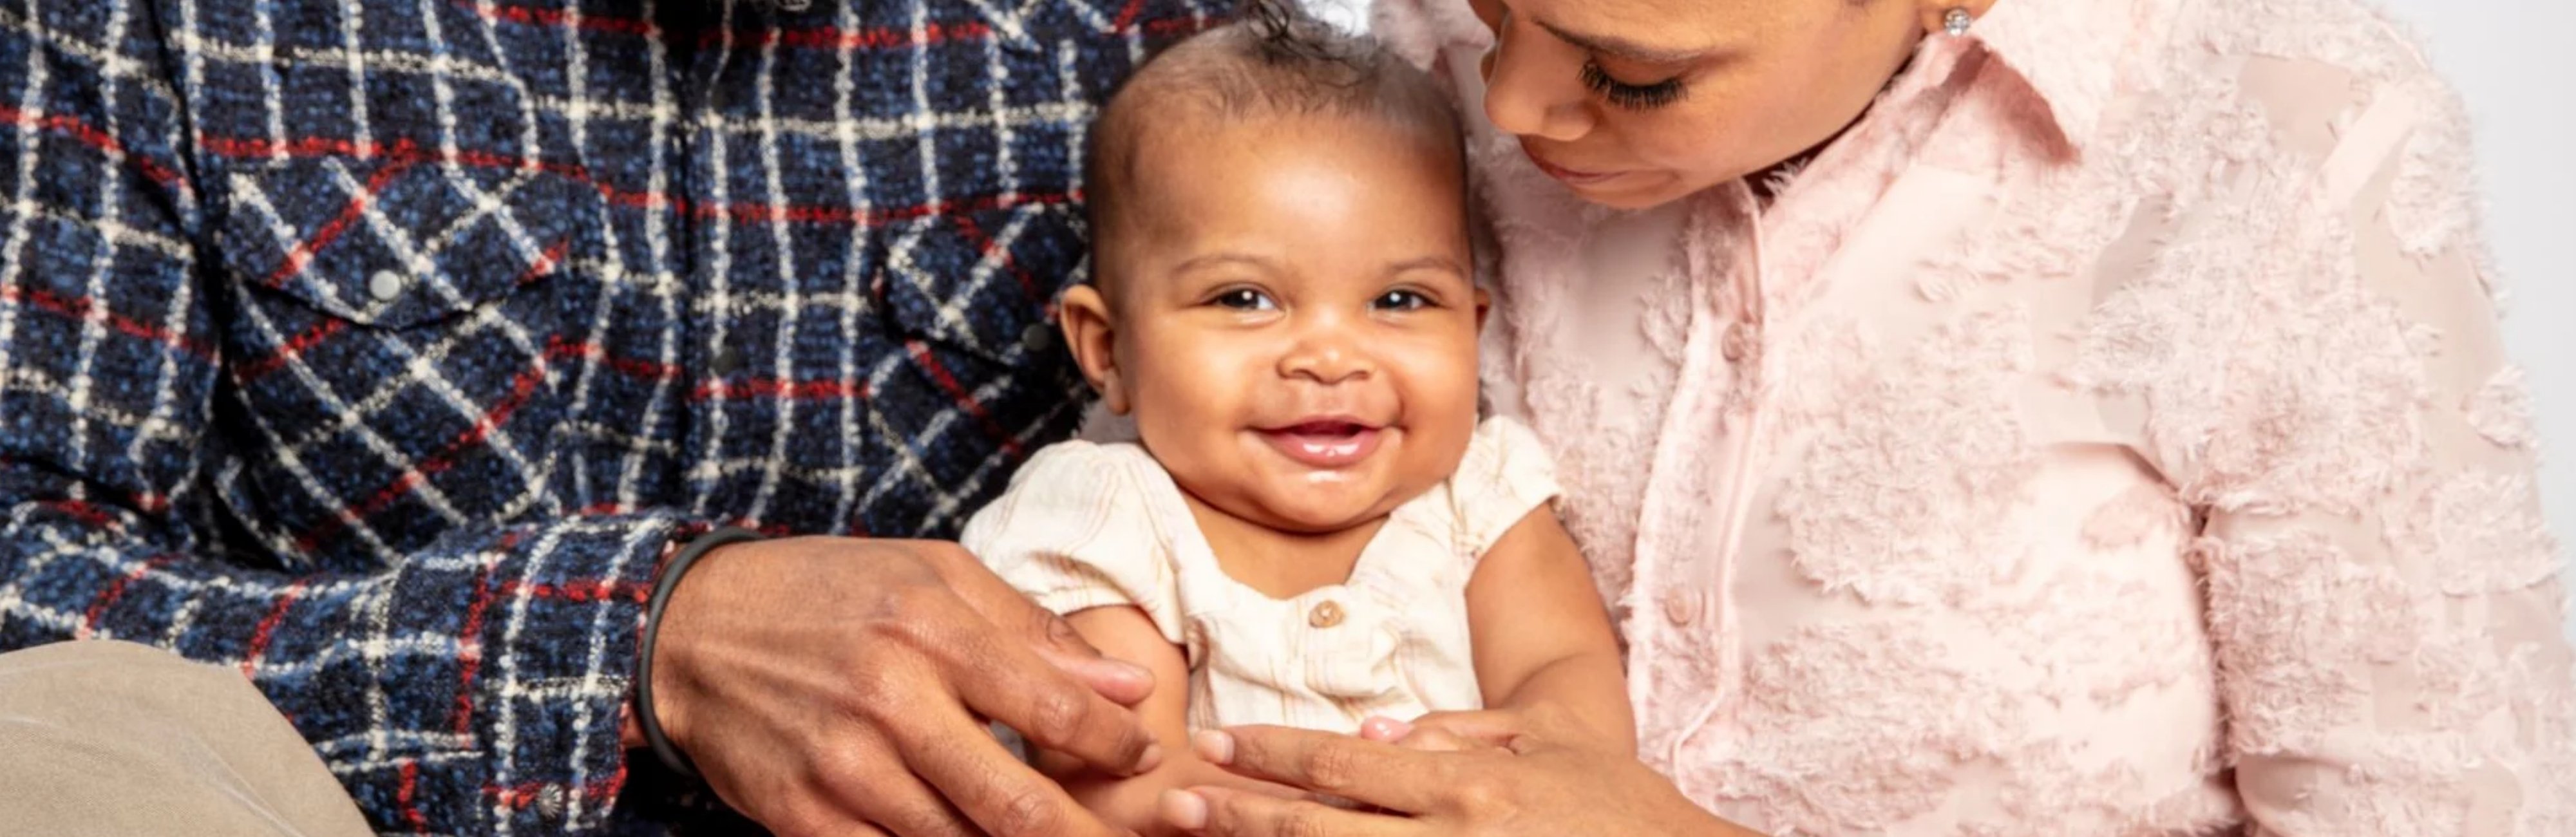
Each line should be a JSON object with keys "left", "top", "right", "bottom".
{"left": 1197, "top": 727, "right": 1450, "bottom": 814}
{"left": 819, "top": 747, "right": 979, "bottom": 829}
{"left": 1166, "top": 786, "right": 1422, "bottom": 837}
{"left": 929, "top": 541, "right": 1155, "bottom": 705}
{"left": 771, "top": 805, "right": 893, "bottom": 837}
{"left": 1027, "top": 607, "right": 1154, "bottom": 706}
{"left": 946, "top": 630, "right": 1161, "bottom": 776}
{"left": 893, "top": 703, "right": 1130, "bottom": 837}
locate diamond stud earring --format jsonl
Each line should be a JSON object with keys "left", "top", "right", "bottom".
{"left": 1944, "top": 7, "right": 1975, "bottom": 35}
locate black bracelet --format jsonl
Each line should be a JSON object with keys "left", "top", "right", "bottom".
{"left": 637, "top": 526, "right": 762, "bottom": 780}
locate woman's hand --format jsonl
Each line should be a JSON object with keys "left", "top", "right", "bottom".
{"left": 1359, "top": 709, "right": 1619, "bottom": 756}
{"left": 650, "top": 536, "right": 1164, "bottom": 837}
{"left": 1159, "top": 705, "right": 1759, "bottom": 836}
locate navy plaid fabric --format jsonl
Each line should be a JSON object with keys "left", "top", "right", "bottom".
{"left": 0, "top": 0, "right": 1213, "bottom": 831}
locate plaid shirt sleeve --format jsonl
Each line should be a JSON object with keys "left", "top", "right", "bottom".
{"left": 0, "top": 5, "right": 682, "bottom": 832}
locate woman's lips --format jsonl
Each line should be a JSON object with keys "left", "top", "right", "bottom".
{"left": 1256, "top": 421, "right": 1384, "bottom": 469}
{"left": 1522, "top": 142, "right": 1624, "bottom": 186}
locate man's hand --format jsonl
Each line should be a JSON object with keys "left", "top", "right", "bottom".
{"left": 647, "top": 536, "right": 1164, "bottom": 837}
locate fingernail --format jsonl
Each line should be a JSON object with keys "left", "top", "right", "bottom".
{"left": 1136, "top": 742, "right": 1165, "bottom": 773}
{"left": 1106, "top": 658, "right": 1151, "bottom": 681}
{"left": 1360, "top": 716, "right": 1411, "bottom": 740}
{"left": 1191, "top": 729, "right": 1234, "bottom": 765}
{"left": 1074, "top": 658, "right": 1156, "bottom": 706}
{"left": 1078, "top": 657, "right": 1149, "bottom": 684}
{"left": 1160, "top": 789, "right": 1209, "bottom": 831}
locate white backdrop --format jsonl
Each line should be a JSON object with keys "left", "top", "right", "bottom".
{"left": 2376, "top": 0, "right": 2576, "bottom": 642}
{"left": 1313, "top": 0, "right": 2576, "bottom": 635}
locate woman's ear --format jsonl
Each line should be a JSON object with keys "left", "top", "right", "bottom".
{"left": 1059, "top": 283, "right": 1131, "bottom": 415}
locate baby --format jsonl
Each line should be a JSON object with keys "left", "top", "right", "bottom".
{"left": 960, "top": 3, "right": 1633, "bottom": 832}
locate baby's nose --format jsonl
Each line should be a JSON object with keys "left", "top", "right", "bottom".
{"left": 1278, "top": 332, "right": 1376, "bottom": 384}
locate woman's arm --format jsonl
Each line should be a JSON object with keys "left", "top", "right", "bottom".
{"left": 2176, "top": 61, "right": 2575, "bottom": 834}
{"left": 1032, "top": 606, "right": 1298, "bottom": 836}
{"left": 1464, "top": 507, "right": 1636, "bottom": 752}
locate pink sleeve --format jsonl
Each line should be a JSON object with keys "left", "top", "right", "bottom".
{"left": 2184, "top": 57, "right": 2575, "bottom": 836}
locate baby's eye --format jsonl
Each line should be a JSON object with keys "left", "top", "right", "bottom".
{"left": 1373, "top": 289, "right": 1434, "bottom": 311}
{"left": 1212, "top": 288, "right": 1278, "bottom": 311}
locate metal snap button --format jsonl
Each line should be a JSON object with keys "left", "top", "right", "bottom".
{"left": 708, "top": 346, "right": 744, "bottom": 376}
{"left": 366, "top": 270, "right": 404, "bottom": 301}
{"left": 1307, "top": 600, "right": 1345, "bottom": 629}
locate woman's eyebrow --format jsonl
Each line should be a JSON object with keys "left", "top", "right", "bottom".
{"left": 1535, "top": 19, "right": 1718, "bottom": 64}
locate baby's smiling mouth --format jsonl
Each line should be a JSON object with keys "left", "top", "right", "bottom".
{"left": 1255, "top": 418, "right": 1385, "bottom": 469}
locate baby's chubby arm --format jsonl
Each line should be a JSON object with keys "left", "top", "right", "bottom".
{"left": 1031, "top": 606, "right": 1302, "bottom": 836}
{"left": 1460, "top": 506, "right": 1636, "bottom": 753}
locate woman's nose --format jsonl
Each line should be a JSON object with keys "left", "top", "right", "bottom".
{"left": 1481, "top": 24, "right": 1592, "bottom": 142}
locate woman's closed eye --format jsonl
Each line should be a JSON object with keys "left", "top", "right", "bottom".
{"left": 1580, "top": 61, "right": 1687, "bottom": 111}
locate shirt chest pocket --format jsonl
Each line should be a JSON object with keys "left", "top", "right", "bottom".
{"left": 875, "top": 203, "right": 1084, "bottom": 368}
{"left": 212, "top": 156, "right": 589, "bottom": 332}
{"left": 205, "top": 155, "right": 598, "bottom": 562}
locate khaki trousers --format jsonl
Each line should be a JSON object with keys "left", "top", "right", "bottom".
{"left": 0, "top": 639, "right": 371, "bottom": 836}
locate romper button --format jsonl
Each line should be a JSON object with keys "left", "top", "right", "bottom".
{"left": 1307, "top": 600, "right": 1345, "bottom": 628}
{"left": 1021, "top": 323, "right": 1056, "bottom": 353}
{"left": 1719, "top": 322, "right": 1754, "bottom": 363}
{"left": 367, "top": 270, "right": 404, "bottom": 301}
{"left": 1660, "top": 589, "right": 1700, "bottom": 626}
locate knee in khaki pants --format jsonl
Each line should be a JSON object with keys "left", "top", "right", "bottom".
{"left": 0, "top": 640, "right": 372, "bottom": 836}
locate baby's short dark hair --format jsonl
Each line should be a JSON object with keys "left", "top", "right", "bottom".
{"left": 1084, "top": 0, "right": 1464, "bottom": 276}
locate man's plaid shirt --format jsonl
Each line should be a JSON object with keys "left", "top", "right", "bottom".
{"left": 0, "top": 0, "right": 1211, "bottom": 831}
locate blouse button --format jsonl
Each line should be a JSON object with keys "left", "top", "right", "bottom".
{"left": 1719, "top": 322, "right": 1755, "bottom": 363}
{"left": 1659, "top": 589, "right": 1700, "bottom": 626}
{"left": 1307, "top": 600, "right": 1346, "bottom": 629}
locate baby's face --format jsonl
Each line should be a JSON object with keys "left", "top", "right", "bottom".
{"left": 1074, "top": 115, "right": 1481, "bottom": 534}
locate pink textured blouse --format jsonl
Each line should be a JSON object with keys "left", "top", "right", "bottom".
{"left": 1376, "top": 0, "right": 2575, "bottom": 832}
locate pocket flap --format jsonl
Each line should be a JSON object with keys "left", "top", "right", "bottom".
{"left": 215, "top": 155, "right": 587, "bottom": 329}
{"left": 880, "top": 202, "right": 1084, "bottom": 362}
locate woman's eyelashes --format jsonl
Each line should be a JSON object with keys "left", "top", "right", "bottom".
{"left": 1581, "top": 61, "right": 1688, "bottom": 110}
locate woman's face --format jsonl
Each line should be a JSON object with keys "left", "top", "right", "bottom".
{"left": 1468, "top": 0, "right": 1933, "bottom": 209}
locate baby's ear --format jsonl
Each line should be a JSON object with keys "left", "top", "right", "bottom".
{"left": 1473, "top": 285, "right": 1492, "bottom": 334}
{"left": 1059, "top": 283, "right": 1130, "bottom": 415}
